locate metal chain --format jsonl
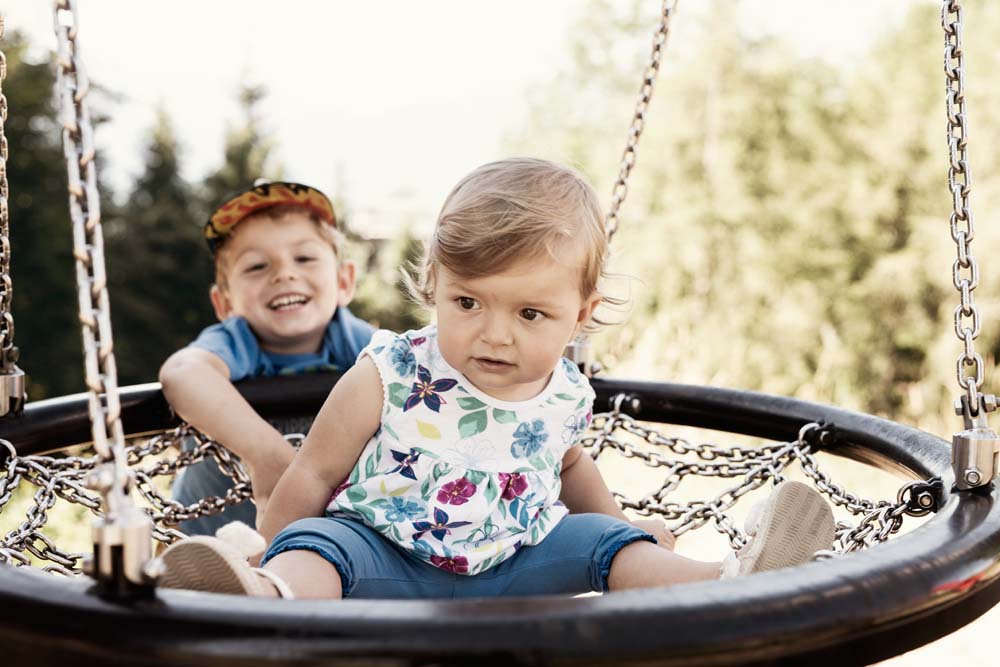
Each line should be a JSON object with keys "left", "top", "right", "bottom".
{"left": 942, "top": 1, "right": 989, "bottom": 413}
{"left": 583, "top": 411, "right": 923, "bottom": 552}
{"left": 0, "top": 18, "right": 14, "bottom": 363}
{"left": 606, "top": 0, "right": 677, "bottom": 243}
{"left": 0, "top": 18, "right": 24, "bottom": 418}
{"left": 53, "top": 1, "right": 127, "bottom": 484}
{"left": 0, "top": 403, "right": 926, "bottom": 570}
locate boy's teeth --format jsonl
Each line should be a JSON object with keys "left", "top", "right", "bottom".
{"left": 269, "top": 295, "right": 308, "bottom": 309}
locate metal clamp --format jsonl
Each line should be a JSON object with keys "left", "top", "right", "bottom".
{"left": 82, "top": 463, "right": 157, "bottom": 598}
{"left": 952, "top": 394, "right": 1000, "bottom": 490}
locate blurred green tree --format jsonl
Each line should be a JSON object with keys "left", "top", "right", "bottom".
{"left": 106, "top": 109, "right": 215, "bottom": 384}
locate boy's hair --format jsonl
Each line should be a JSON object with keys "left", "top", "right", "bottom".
{"left": 213, "top": 205, "right": 346, "bottom": 289}
{"left": 404, "top": 157, "right": 613, "bottom": 328}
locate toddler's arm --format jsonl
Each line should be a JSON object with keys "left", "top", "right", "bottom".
{"left": 258, "top": 356, "right": 383, "bottom": 544}
{"left": 559, "top": 445, "right": 675, "bottom": 550}
{"left": 159, "top": 347, "right": 295, "bottom": 514}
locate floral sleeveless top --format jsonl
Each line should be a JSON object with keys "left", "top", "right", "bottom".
{"left": 326, "top": 326, "right": 595, "bottom": 575}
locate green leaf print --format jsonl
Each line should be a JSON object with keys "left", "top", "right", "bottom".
{"left": 382, "top": 422, "right": 400, "bottom": 442}
{"left": 555, "top": 393, "right": 576, "bottom": 402}
{"left": 346, "top": 485, "right": 367, "bottom": 503}
{"left": 369, "top": 498, "right": 393, "bottom": 510}
{"left": 466, "top": 470, "right": 487, "bottom": 485}
{"left": 457, "top": 396, "right": 487, "bottom": 410}
{"left": 432, "top": 461, "right": 451, "bottom": 481}
{"left": 420, "top": 476, "right": 433, "bottom": 499}
{"left": 529, "top": 456, "right": 548, "bottom": 471}
{"left": 576, "top": 398, "right": 587, "bottom": 409}
{"left": 530, "top": 526, "right": 539, "bottom": 542}
{"left": 492, "top": 408, "right": 517, "bottom": 424}
{"left": 498, "top": 501, "right": 507, "bottom": 520}
{"left": 355, "top": 504, "right": 377, "bottom": 525}
{"left": 458, "top": 410, "right": 488, "bottom": 438}
{"left": 484, "top": 477, "right": 498, "bottom": 503}
{"left": 364, "top": 452, "right": 378, "bottom": 477}
{"left": 388, "top": 382, "right": 410, "bottom": 408}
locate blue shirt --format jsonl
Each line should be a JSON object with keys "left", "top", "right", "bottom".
{"left": 190, "top": 307, "right": 375, "bottom": 381}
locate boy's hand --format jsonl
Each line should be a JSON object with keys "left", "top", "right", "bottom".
{"left": 245, "top": 438, "right": 297, "bottom": 520}
{"left": 631, "top": 518, "right": 676, "bottom": 551}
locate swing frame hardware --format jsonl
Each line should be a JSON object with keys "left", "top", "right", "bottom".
{"left": 0, "top": 362, "right": 24, "bottom": 417}
{"left": 82, "top": 462, "right": 157, "bottom": 598}
{"left": 952, "top": 394, "right": 1000, "bottom": 490}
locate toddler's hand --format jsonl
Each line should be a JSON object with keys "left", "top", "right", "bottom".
{"left": 631, "top": 518, "right": 675, "bottom": 551}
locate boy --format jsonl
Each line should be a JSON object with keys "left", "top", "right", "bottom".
{"left": 161, "top": 181, "right": 374, "bottom": 536}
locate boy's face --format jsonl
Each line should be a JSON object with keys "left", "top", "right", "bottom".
{"left": 210, "top": 212, "right": 356, "bottom": 355}
{"left": 433, "top": 250, "right": 600, "bottom": 402}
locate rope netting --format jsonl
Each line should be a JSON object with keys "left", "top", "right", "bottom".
{"left": 0, "top": 401, "right": 936, "bottom": 575}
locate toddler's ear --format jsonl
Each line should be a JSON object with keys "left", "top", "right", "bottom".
{"left": 336, "top": 260, "right": 358, "bottom": 306}
{"left": 209, "top": 284, "right": 233, "bottom": 322}
{"left": 574, "top": 291, "right": 602, "bottom": 334}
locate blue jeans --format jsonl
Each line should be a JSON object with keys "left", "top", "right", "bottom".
{"left": 261, "top": 513, "right": 655, "bottom": 599}
{"left": 170, "top": 416, "right": 313, "bottom": 536}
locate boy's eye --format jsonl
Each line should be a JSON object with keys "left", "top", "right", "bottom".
{"left": 520, "top": 308, "right": 545, "bottom": 322}
{"left": 245, "top": 263, "right": 267, "bottom": 273}
{"left": 296, "top": 255, "right": 316, "bottom": 263}
{"left": 457, "top": 297, "right": 479, "bottom": 310}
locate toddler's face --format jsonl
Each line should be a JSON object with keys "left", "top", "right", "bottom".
{"left": 434, "top": 251, "right": 599, "bottom": 402}
{"left": 211, "top": 213, "right": 355, "bottom": 355}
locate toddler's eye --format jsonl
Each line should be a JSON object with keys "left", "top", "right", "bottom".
{"left": 296, "top": 255, "right": 316, "bottom": 263}
{"left": 520, "top": 308, "right": 545, "bottom": 321}
{"left": 457, "top": 297, "right": 479, "bottom": 310}
{"left": 245, "top": 263, "right": 267, "bottom": 273}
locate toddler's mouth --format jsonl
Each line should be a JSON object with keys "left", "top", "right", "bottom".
{"left": 268, "top": 294, "right": 310, "bottom": 310}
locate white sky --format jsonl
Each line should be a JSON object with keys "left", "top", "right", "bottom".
{"left": 4, "top": 0, "right": 911, "bottom": 235}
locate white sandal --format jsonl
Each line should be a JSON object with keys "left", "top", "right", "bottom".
{"left": 720, "top": 480, "right": 835, "bottom": 578}
{"left": 158, "top": 536, "right": 294, "bottom": 599}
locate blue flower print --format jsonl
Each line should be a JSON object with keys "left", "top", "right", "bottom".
{"left": 511, "top": 420, "right": 548, "bottom": 458}
{"left": 389, "top": 448, "right": 421, "bottom": 480}
{"left": 403, "top": 365, "right": 458, "bottom": 413}
{"left": 562, "top": 411, "right": 589, "bottom": 444}
{"left": 562, "top": 357, "right": 583, "bottom": 384}
{"left": 390, "top": 339, "right": 416, "bottom": 377}
{"left": 385, "top": 497, "right": 427, "bottom": 522}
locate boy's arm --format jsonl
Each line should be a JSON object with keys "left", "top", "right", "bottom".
{"left": 559, "top": 444, "right": 675, "bottom": 550}
{"left": 258, "top": 356, "right": 383, "bottom": 543}
{"left": 159, "top": 347, "right": 295, "bottom": 514}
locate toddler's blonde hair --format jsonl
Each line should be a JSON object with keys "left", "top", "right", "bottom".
{"left": 405, "top": 157, "right": 613, "bottom": 330}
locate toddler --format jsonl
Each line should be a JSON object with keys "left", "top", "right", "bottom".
{"left": 159, "top": 159, "right": 834, "bottom": 598}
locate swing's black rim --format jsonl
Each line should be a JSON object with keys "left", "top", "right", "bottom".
{"left": 1, "top": 375, "right": 999, "bottom": 667}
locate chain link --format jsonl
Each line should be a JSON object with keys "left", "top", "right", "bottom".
{"left": 942, "top": 1, "right": 989, "bottom": 412}
{"left": 606, "top": 0, "right": 677, "bottom": 243}
{"left": 0, "top": 402, "right": 930, "bottom": 571}
{"left": 0, "top": 17, "right": 15, "bottom": 363}
{"left": 53, "top": 1, "right": 128, "bottom": 490}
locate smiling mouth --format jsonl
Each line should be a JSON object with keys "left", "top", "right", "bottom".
{"left": 268, "top": 294, "right": 310, "bottom": 310}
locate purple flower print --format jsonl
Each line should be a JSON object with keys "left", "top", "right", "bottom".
{"left": 403, "top": 365, "right": 458, "bottom": 413}
{"left": 430, "top": 554, "right": 469, "bottom": 574}
{"left": 412, "top": 507, "right": 472, "bottom": 541}
{"left": 389, "top": 448, "right": 421, "bottom": 480}
{"left": 437, "top": 477, "right": 477, "bottom": 505}
{"left": 510, "top": 419, "right": 548, "bottom": 458}
{"left": 498, "top": 472, "right": 528, "bottom": 501}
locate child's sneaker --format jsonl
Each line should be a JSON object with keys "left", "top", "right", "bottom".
{"left": 157, "top": 536, "right": 294, "bottom": 598}
{"left": 720, "top": 480, "right": 835, "bottom": 578}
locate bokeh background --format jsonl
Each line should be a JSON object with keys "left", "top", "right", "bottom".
{"left": 2, "top": 2, "right": 999, "bottom": 664}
